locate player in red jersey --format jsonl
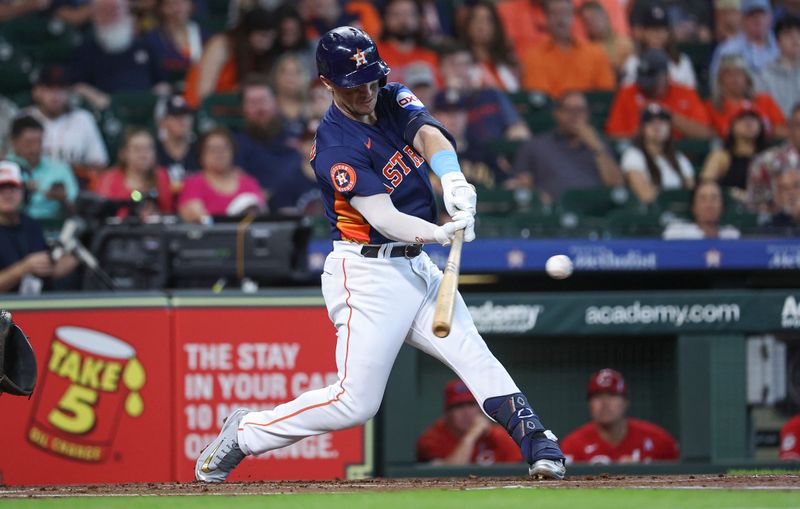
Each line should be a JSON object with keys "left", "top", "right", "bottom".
{"left": 779, "top": 415, "right": 800, "bottom": 460}
{"left": 561, "top": 369, "right": 679, "bottom": 464}
{"left": 417, "top": 379, "right": 522, "bottom": 465}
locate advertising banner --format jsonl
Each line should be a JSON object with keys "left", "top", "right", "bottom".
{"left": 0, "top": 306, "right": 172, "bottom": 485}
{"left": 172, "top": 305, "right": 371, "bottom": 482}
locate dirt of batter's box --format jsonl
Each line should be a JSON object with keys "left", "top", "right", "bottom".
{"left": 1, "top": 474, "right": 799, "bottom": 497}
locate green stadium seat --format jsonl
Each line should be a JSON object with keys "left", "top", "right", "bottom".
{"left": 656, "top": 188, "right": 692, "bottom": 219}
{"left": 489, "top": 138, "right": 523, "bottom": 161}
{"left": 0, "top": 42, "right": 35, "bottom": 96}
{"left": 677, "top": 42, "right": 714, "bottom": 99}
{"left": 557, "top": 185, "right": 635, "bottom": 218}
{"left": 475, "top": 185, "right": 516, "bottom": 214}
{"left": 197, "top": 92, "right": 243, "bottom": 132}
{"left": 605, "top": 208, "right": 664, "bottom": 238}
{"left": 584, "top": 90, "right": 615, "bottom": 130}
{"left": 0, "top": 16, "right": 84, "bottom": 63}
{"left": 109, "top": 91, "right": 159, "bottom": 127}
{"left": 509, "top": 91, "right": 554, "bottom": 133}
{"left": 676, "top": 138, "right": 710, "bottom": 167}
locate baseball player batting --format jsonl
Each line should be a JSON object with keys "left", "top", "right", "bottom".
{"left": 195, "top": 26, "right": 566, "bottom": 482}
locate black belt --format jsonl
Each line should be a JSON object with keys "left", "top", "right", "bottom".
{"left": 360, "top": 244, "right": 422, "bottom": 258}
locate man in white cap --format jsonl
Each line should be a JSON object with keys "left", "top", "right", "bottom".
{"left": 0, "top": 161, "right": 77, "bottom": 294}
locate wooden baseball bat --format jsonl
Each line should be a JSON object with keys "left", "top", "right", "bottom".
{"left": 432, "top": 229, "right": 465, "bottom": 338}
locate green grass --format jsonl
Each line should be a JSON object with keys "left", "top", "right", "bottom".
{"left": 727, "top": 468, "right": 800, "bottom": 476}
{"left": 1, "top": 489, "right": 799, "bottom": 509}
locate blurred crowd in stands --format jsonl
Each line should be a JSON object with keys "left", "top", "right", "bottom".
{"left": 2, "top": 0, "right": 800, "bottom": 292}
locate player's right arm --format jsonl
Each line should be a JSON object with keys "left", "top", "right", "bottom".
{"left": 350, "top": 193, "right": 470, "bottom": 246}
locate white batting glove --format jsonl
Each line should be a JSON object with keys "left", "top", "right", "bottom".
{"left": 440, "top": 172, "right": 477, "bottom": 217}
{"left": 433, "top": 210, "right": 475, "bottom": 246}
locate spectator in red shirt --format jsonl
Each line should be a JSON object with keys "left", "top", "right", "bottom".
{"left": 706, "top": 54, "right": 787, "bottom": 139}
{"left": 779, "top": 415, "right": 800, "bottom": 460}
{"left": 606, "top": 48, "right": 713, "bottom": 139}
{"left": 457, "top": 1, "right": 521, "bottom": 93}
{"left": 416, "top": 379, "right": 522, "bottom": 465}
{"left": 97, "top": 128, "right": 174, "bottom": 220}
{"left": 561, "top": 369, "right": 680, "bottom": 465}
{"left": 377, "top": 0, "right": 439, "bottom": 85}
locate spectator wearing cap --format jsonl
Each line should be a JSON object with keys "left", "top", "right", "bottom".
{"left": 156, "top": 95, "right": 198, "bottom": 193}
{"left": 706, "top": 55, "right": 787, "bottom": 139}
{"left": 578, "top": 1, "right": 634, "bottom": 76}
{"left": 756, "top": 16, "right": 800, "bottom": 118}
{"left": 23, "top": 65, "right": 109, "bottom": 171}
{"left": 714, "top": 0, "right": 743, "bottom": 43}
{"left": 234, "top": 76, "right": 316, "bottom": 214}
{"left": 606, "top": 49, "right": 713, "bottom": 139}
{"left": 701, "top": 107, "right": 768, "bottom": 192}
{"left": 620, "top": 104, "right": 695, "bottom": 204}
{"left": 377, "top": 0, "right": 440, "bottom": 86}
{"left": 178, "top": 127, "right": 266, "bottom": 223}
{"left": 458, "top": 1, "right": 521, "bottom": 93}
{"left": 71, "top": 0, "right": 169, "bottom": 111}
{"left": 0, "top": 160, "right": 78, "bottom": 294}
{"left": 511, "top": 90, "right": 624, "bottom": 204}
{"left": 521, "top": 0, "right": 616, "bottom": 99}
{"left": 621, "top": 3, "right": 698, "bottom": 89}
{"left": 97, "top": 128, "right": 174, "bottom": 220}
{"left": 184, "top": 7, "right": 279, "bottom": 108}
{"left": 416, "top": 379, "right": 522, "bottom": 465}
{"left": 561, "top": 369, "right": 679, "bottom": 465}
{"left": 663, "top": 181, "right": 742, "bottom": 239}
{"left": 7, "top": 116, "right": 80, "bottom": 228}
{"left": 747, "top": 104, "right": 800, "bottom": 212}
{"left": 142, "top": 0, "right": 208, "bottom": 85}
{"left": 434, "top": 45, "right": 529, "bottom": 152}
{"left": 709, "top": 0, "right": 779, "bottom": 88}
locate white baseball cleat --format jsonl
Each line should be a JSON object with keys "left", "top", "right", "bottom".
{"left": 529, "top": 458, "right": 567, "bottom": 480}
{"left": 195, "top": 407, "right": 251, "bottom": 483}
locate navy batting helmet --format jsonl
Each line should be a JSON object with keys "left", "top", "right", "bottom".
{"left": 316, "top": 26, "right": 390, "bottom": 88}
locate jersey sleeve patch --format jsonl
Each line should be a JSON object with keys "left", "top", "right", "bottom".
{"left": 397, "top": 88, "right": 424, "bottom": 110}
{"left": 330, "top": 163, "right": 357, "bottom": 193}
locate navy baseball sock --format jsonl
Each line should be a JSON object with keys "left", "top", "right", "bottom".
{"left": 483, "top": 393, "right": 565, "bottom": 464}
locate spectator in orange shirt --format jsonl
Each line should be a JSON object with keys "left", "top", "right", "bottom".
{"left": 606, "top": 49, "right": 713, "bottom": 139}
{"left": 706, "top": 55, "right": 787, "bottom": 139}
{"left": 521, "top": 0, "right": 616, "bottom": 98}
{"left": 458, "top": 1, "right": 521, "bottom": 92}
{"left": 377, "top": 0, "right": 439, "bottom": 85}
{"left": 497, "top": 0, "right": 585, "bottom": 63}
{"left": 416, "top": 379, "right": 523, "bottom": 465}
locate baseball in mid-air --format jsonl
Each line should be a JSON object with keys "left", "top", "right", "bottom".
{"left": 545, "top": 255, "right": 573, "bottom": 279}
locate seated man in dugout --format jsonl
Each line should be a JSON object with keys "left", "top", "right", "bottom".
{"left": 561, "top": 369, "right": 679, "bottom": 464}
{"left": 416, "top": 379, "right": 523, "bottom": 465}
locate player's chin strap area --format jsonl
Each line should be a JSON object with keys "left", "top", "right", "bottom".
{"left": 483, "top": 393, "right": 565, "bottom": 464}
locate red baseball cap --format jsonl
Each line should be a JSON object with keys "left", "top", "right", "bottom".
{"left": 587, "top": 368, "right": 628, "bottom": 398}
{"left": 0, "top": 161, "right": 22, "bottom": 187}
{"left": 444, "top": 379, "right": 476, "bottom": 409}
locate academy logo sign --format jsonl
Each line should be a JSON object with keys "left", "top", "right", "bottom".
{"left": 781, "top": 296, "right": 800, "bottom": 328}
{"left": 468, "top": 301, "right": 543, "bottom": 333}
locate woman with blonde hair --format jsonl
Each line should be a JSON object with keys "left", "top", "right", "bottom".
{"left": 705, "top": 54, "right": 787, "bottom": 139}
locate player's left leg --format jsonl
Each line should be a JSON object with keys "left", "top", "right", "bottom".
{"left": 405, "top": 253, "right": 566, "bottom": 479}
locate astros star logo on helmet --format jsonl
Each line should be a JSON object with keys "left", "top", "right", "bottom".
{"left": 350, "top": 48, "right": 370, "bottom": 67}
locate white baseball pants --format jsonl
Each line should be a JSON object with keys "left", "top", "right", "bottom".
{"left": 237, "top": 241, "right": 520, "bottom": 456}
